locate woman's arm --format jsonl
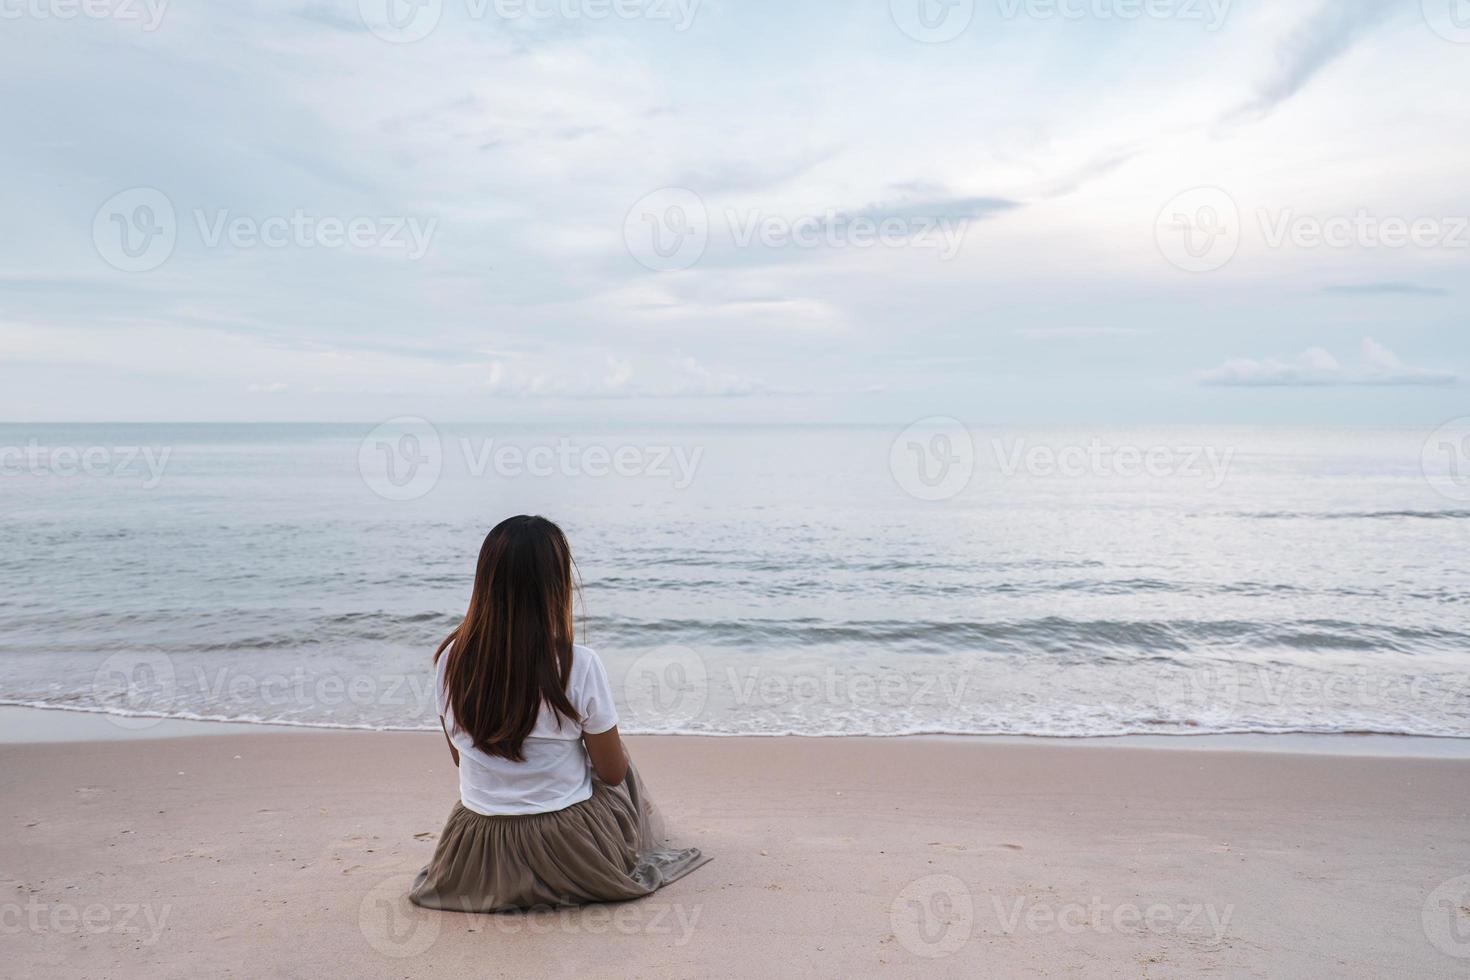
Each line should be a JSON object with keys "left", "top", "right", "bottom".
{"left": 582, "top": 726, "right": 628, "bottom": 786}
{"left": 440, "top": 716, "right": 460, "bottom": 768}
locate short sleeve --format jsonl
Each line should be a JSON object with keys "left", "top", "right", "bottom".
{"left": 578, "top": 647, "right": 619, "bottom": 735}
{"left": 433, "top": 648, "right": 449, "bottom": 719}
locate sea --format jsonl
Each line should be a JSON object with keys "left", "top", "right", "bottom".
{"left": 1, "top": 421, "right": 1467, "bottom": 739}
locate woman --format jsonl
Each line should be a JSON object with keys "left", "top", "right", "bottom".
{"left": 410, "top": 515, "right": 707, "bottom": 913}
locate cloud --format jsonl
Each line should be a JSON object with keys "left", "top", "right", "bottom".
{"left": 1014, "top": 327, "right": 1149, "bottom": 341}
{"left": 692, "top": 189, "right": 1018, "bottom": 269}
{"left": 846, "top": 195, "right": 1019, "bottom": 225}
{"left": 0, "top": 318, "right": 788, "bottom": 401}
{"left": 599, "top": 278, "right": 846, "bottom": 333}
{"left": 1225, "top": 0, "right": 1394, "bottom": 125}
{"left": 3, "top": 0, "right": 1466, "bottom": 424}
{"left": 1200, "top": 338, "right": 1456, "bottom": 387}
{"left": 1321, "top": 282, "right": 1449, "bottom": 297}
{"left": 295, "top": 3, "right": 367, "bottom": 32}
{"left": 1028, "top": 145, "right": 1143, "bottom": 199}
{"left": 480, "top": 351, "right": 776, "bottom": 399}
{"left": 673, "top": 148, "right": 838, "bottom": 195}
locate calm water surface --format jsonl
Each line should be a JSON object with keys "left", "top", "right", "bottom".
{"left": 1, "top": 423, "right": 1466, "bottom": 738}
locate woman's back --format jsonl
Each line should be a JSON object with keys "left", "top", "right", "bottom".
{"left": 411, "top": 515, "right": 706, "bottom": 914}
{"left": 436, "top": 642, "right": 618, "bottom": 816}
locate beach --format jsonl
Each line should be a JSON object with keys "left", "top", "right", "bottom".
{"left": 8, "top": 0, "right": 1470, "bottom": 974}
{"left": 4, "top": 714, "right": 1469, "bottom": 978}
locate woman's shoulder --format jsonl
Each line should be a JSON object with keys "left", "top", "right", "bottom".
{"left": 569, "top": 644, "right": 615, "bottom": 689}
{"left": 570, "top": 643, "right": 604, "bottom": 671}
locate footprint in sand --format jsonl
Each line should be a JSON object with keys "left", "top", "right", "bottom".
{"left": 413, "top": 832, "right": 436, "bottom": 841}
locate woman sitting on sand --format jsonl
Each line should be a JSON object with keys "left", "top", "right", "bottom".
{"left": 410, "top": 515, "right": 707, "bottom": 912}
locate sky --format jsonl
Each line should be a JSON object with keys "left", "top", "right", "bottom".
{"left": 0, "top": 0, "right": 1466, "bottom": 425}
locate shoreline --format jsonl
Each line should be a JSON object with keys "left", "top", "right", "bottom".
{"left": 6, "top": 704, "right": 1470, "bottom": 758}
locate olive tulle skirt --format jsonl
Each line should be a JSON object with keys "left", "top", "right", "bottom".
{"left": 409, "top": 764, "right": 708, "bottom": 913}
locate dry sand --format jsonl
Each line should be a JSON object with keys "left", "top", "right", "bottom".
{"left": 4, "top": 727, "right": 1470, "bottom": 978}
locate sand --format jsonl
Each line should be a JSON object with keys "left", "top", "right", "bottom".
{"left": 3, "top": 725, "right": 1470, "bottom": 979}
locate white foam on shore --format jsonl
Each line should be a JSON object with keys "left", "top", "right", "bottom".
{"left": 0, "top": 699, "right": 429, "bottom": 734}
{"left": 5, "top": 700, "right": 1470, "bottom": 756}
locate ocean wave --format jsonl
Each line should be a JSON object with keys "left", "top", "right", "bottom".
{"left": 583, "top": 615, "right": 1470, "bottom": 654}
{"left": 5, "top": 700, "right": 1468, "bottom": 741}
{"left": 1236, "top": 509, "right": 1470, "bottom": 521}
{"left": 8, "top": 612, "right": 1457, "bottom": 656}
{"left": 0, "top": 609, "right": 461, "bottom": 653}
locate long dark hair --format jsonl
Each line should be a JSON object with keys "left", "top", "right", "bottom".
{"left": 435, "top": 515, "right": 579, "bottom": 761}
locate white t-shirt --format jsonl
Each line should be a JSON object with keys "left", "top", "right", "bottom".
{"left": 435, "top": 643, "right": 619, "bottom": 816}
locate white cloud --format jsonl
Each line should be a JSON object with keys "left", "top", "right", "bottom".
{"left": 472, "top": 347, "right": 781, "bottom": 399}
{"left": 1, "top": 2, "right": 1466, "bottom": 423}
{"left": 1014, "top": 327, "right": 1149, "bottom": 341}
{"left": 1200, "top": 338, "right": 1456, "bottom": 387}
{"left": 1224, "top": 0, "right": 1396, "bottom": 125}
